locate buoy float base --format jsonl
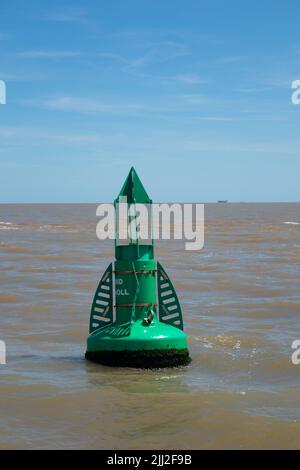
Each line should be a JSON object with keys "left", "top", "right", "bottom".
{"left": 85, "top": 319, "right": 191, "bottom": 369}
{"left": 85, "top": 348, "right": 191, "bottom": 369}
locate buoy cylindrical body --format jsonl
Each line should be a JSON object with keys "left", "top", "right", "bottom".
{"left": 114, "top": 259, "right": 157, "bottom": 324}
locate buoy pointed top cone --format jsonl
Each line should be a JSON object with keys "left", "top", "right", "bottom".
{"left": 116, "top": 167, "right": 152, "bottom": 204}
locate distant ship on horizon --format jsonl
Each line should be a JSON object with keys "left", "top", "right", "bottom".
{"left": 217, "top": 200, "right": 228, "bottom": 203}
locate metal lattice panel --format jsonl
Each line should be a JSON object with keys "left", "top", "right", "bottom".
{"left": 157, "top": 261, "right": 184, "bottom": 330}
{"left": 89, "top": 263, "right": 114, "bottom": 333}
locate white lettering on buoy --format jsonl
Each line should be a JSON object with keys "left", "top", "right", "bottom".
{"left": 116, "top": 289, "right": 129, "bottom": 296}
{"left": 115, "top": 278, "right": 123, "bottom": 285}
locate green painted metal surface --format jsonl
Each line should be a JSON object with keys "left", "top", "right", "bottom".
{"left": 114, "top": 167, "right": 154, "bottom": 261}
{"left": 114, "top": 259, "right": 157, "bottom": 324}
{"left": 87, "top": 318, "right": 188, "bottom": 352}
{"left": 116, "top": 166, "right": 152, "bottom": 204}
{"left": 89, "top": 263, "right": 113, "bottom": 333}
{"left": 157, "top": 261, "right": 184, "bottom": 331}
{"left": 86, "top": 167, "right": 190, "bottom": 365}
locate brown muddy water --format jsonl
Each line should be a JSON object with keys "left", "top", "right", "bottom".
{"left": 0, "top": 203, "right": 299, "bottom": 449}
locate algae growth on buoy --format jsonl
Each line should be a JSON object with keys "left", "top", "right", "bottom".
{"left": 85, "top": 167, "right": 191, "bottom": 368}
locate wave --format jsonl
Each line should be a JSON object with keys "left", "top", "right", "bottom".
{"left": 284, "top": 221, "right": 300, "bottom": 225}
{"left": 0, "top": 220, "right": 19, "bottom": 230}
{"left": 0, "top": 221, "right": 83, "bottom": 232}
{"left": 38, "top": 224, "right": 81, "bottom": 233}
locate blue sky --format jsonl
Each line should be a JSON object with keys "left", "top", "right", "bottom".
{"left": 0, "top": 0, "right": 299, "bottom": 202}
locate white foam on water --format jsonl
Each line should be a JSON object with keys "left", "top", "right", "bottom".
{"left": 156, "top": 375, "right": 181, "bottom": 381}
{"left": 0, "top": 221, "right": 19, "bottom": 230}
{"left": 38, "top": 224, "right": 80, "bottom": 233}
{"left": 284, "top": 221, "right": 300, "bottom": 225}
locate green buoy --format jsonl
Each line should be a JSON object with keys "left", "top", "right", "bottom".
{"left": 85, "top": 167, "right": 191, "bottom": 368}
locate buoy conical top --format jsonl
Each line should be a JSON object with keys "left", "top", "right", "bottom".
{"left": 116, "top": 167, "right": 151, "bottom": 204}
{"left": 114, "top": 166, "right": 154, "bottom": 261}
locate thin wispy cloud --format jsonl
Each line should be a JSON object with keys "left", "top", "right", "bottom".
{"left": 108, "top": 66, "right": 207, "bottom": 86}
{"left": 181, "top": 93, "right": 222, "bottom": 106}
{"left": 22, "top": 93, "right": 234, "bottom": 117}
{"left": 97, "top": 45, "right": 201, "bottom": 87}
{"left": 17, "top": 50, "right": 81, "bottom": 58}
{"left": 21, "top": 96, "right": 163, "bottom": 116}
{"left": 2, "top": 125, "right": 296, "bottom": 157}
{"left": 196, "top": 116, "right": 235, "bottom": 121}
{"left": 98, "top": 53, "right": 131, "bottom": 65}
{"left": 0, "top": 126, "right": 101, "bottom": 146}
{"left": 238, "top": 86, "right": 274, "bottom": 93}
{"left": 267, "top": 78, "right": 292, "bottom": 88}
{"left": 97, "top": 45, "right": 241, "bottom": 86}
{"left": 217, "top": 56, "right": 244, "bottom": 63}
{"left": 45, "top": 6, "right": 89, "bottom": 24}
{"left": 126, "top": 43, "right": 189, "bottom": 68}
{"left": 173, "top": 74, "right": 205, "bottom": 85}
{"left": 0, "top": 72, "right": 17, "bottom": 81}
{"left": 161, "top": 138, "right": 300, "bottom": 155}
{"left": 44, "top": 96, "right": 143, "bottom": 114}
{"left": 135, "top": 72, "right": 206, "bottom": 86}
{"left": 0, "top": 69, "right": 46, "bottom": 81}
{"left": 0, "top": 33, "right": 11, "bottom": 40}
{"left": 20, "top": 92, "right": 290, "bottom": 123}
{"left": 99, "top": 41, "right": 190, "bottom": 72}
